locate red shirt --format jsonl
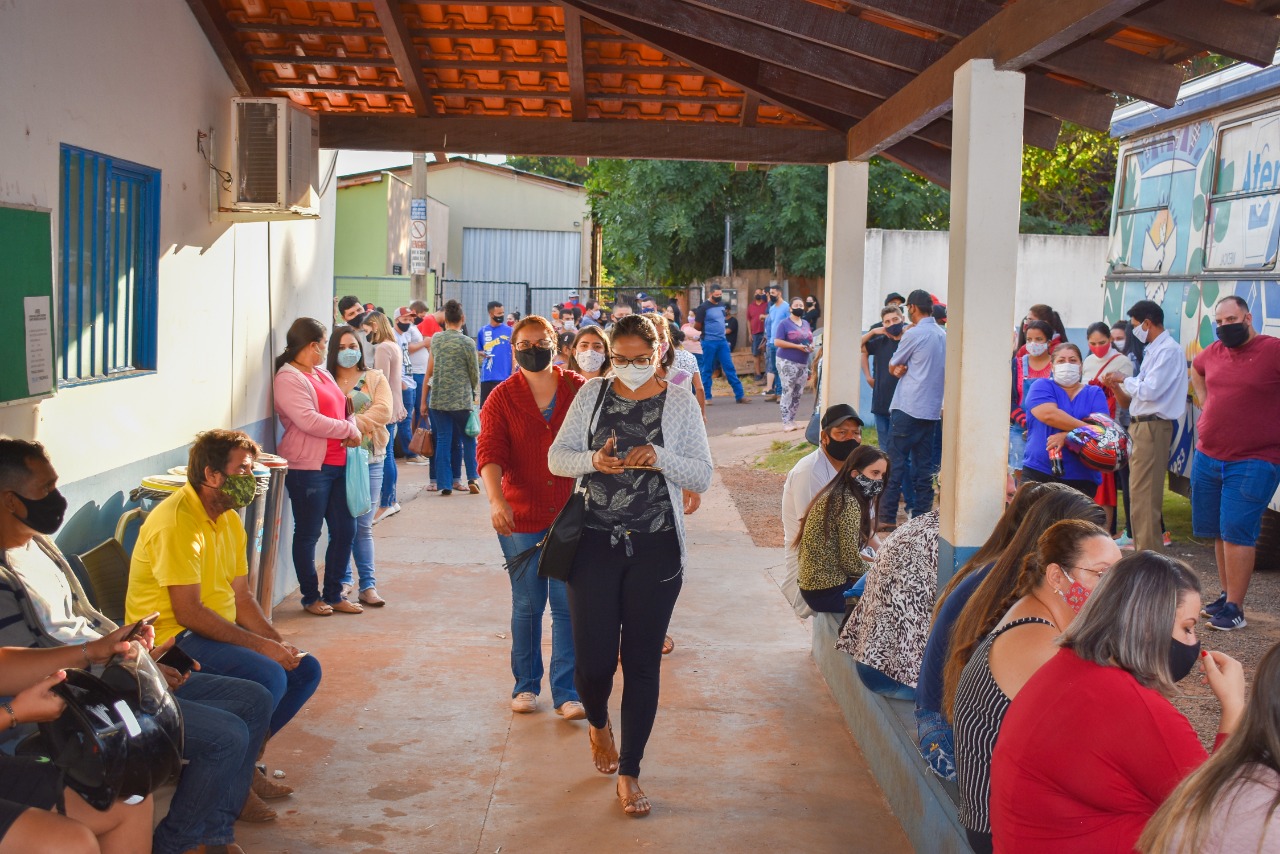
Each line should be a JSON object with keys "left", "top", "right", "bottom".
{"left": 747, "top": 300, "right": 768, "bottom": 335}
{"left": 416, "top": 314, "right": 443, "bottom": 339}
{"left": 991, "top": 648, "right": 1212, "bottom": 853}
{"left": 304, "top": 370, "right": 350, "bottom": 465}
{"left": 1192, "top": 333, "right": 1280, "bottom": 464}
{"left": 476, "top": 367, "right": 584, "bottom": 533}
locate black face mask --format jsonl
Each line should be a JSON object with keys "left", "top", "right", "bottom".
{"left": 1168, "top": 636, "right": 1201, "bottom": 682}
{"left": 514, "top": 346, "right": 553, "bottom": 372}
{"left": 1216, "top": 322, "right": 1249, "bottom": 349}
{"left": 754, "top": 295, "right": 764, "bottom": 302}
{"left": 492, "top": 314, "right": 505, "bottom": 324}
{"left": 14, "top": 489, "right": 68, "bottom": 535}
{"left": 825, "top": 437, "right": 859, "bottom": 462}
{"left": 791, "top": 307, "right": 804, "bottom": 318}
{"left": 886, "top": 322, "right": 905, "bottom": 337}
{"left": 396, "top": 322, "right": 411, "bottom": 332}
{"left": 711, "top": 295, "right": 721, "bottom": 304}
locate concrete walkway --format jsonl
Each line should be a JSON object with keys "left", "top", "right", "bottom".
{"left": 237, "top": 434, "right": 908, "bottom": 854}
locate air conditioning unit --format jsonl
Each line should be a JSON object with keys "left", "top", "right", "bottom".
{"left": 229, "top": 97, "right": 319, "bottom": 215}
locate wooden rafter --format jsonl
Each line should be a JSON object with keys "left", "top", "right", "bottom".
{"left": 847, "top": 0, "right": 1150, "bottom": 161}
{"left": 319, "top": 115, "right": 847, "bottom": 163}
{"left": 184, "top": 0, "right": 263, "bottom": 96}
{"left": 369, "top": 0, "right": 437, "bottom": 117}
{"left": 740, "top": 93, "right": 759, "bottom": 127}
{"left": 563, "top": 9, "right": 589, "bottom": 121}
{"left": 1124, "top": 0, "right": 1280, "bottom": 67}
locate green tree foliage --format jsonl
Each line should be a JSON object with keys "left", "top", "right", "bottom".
{"left": 867, "top": 159, "right": 950, "bottom": 230}
{"left": 504, "top": 156, "right": 591, "bottom": 185}
{"left": 1019, "top": 123, "right": 1118, "bottom": 236}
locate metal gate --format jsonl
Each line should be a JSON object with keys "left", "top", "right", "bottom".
{"left": 438, "top": 279, "right": 529, "bottom": 331}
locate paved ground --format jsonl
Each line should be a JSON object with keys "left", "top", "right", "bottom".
{"left": 702, "top": 368, "right": 818, "bottom": 436}
{"left": 234, "top": 430, "right": 907, "bottom": 854}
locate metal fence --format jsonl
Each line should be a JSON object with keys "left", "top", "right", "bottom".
{"left": 438, "top": 280, "right": 529, "bottom": 331}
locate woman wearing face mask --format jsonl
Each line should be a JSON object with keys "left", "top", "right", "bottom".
{"left": 679, "top": 312, "right": 703, "bottom": 375}
{"left": 328, "top": 326, "right": 394, "bottom": 608}
{"left": 1083, "top": 321, "right": 1135, "bottom": 541}
{"left": 548, "top": 313, "right": 713, "bottom": 818}
{"left": 796, "top": 445, "right": 889, "bottom": 613}
{"left": 1020, "top": 343, "right": 1109, "bottom": 496}
{"left": 567, "top": 326, "right": 612, "bottom": 380}
{"left": 774, "top": 298, "right": 815, "bottom": 432}
{"left": 1008, "top": 320, "right": 1055, "bottom": 481}
{"left": 953, "top": 519, "right": 1121, "bottom": 854}
{"left": 653, "top": 316, "right": 706, "bottom": 420}
{"left": 990, "top": 551, "right": 1246, "bottom": 853}
{"left": 363, "top": 312, "right": 408, "bottom": 523}
{"left": 273, "top": 318, "right": 362, "bottom": 616}
{"left": 1014, "top": 303, "right": 1068, "bottom": 357}
{"left": 478, "top": 315, "right": 587, "bottom": 720}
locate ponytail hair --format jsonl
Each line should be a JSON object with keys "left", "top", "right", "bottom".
{"left": 1010, "top": 519, "right": 1111, "bottom": 600}
{"left": 275, "top": 317, "right": 327, "bottom": 372}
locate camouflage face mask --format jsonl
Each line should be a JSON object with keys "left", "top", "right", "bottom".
{"left": 219, "top": 473, "right": 257, "bottom": 509}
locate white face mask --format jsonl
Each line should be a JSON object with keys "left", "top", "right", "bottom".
{"left": 1132, "top": 322, "right": 1149, "bottom": 344}
{"left": 1026, "top": 340, "right": 1049, "bottom": 357}
{"left": 1053, "top": 363, "right": 1082, "bottom": 387}
{"left": 614, "top": 363, "right": 656, "bottom": 390}
{"left": 575, "top": 349, "right": 606, "bottom": 373}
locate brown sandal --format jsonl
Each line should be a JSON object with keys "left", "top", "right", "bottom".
{"left": 617, "top": 779, "right": 651, "bottom": 817}
{"left": 330, "top": 599, "right": 364, "bottom": 614}
{"left": 303, "top": 601, "right": 333, "bottom": 616}
{"left": 589, "top": 722, "right": 619, "bottom": 775}
{"left": 661, "top": 635, "right": 674, "bottom": 655}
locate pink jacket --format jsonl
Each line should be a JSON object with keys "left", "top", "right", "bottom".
{"left": 273, "top": 363, "right": 360, "bottom": 470}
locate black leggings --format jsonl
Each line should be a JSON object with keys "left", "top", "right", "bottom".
{"left": 567, "top": 527, "right": 683, "bottom": 779}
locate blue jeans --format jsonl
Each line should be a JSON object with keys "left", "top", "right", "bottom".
{"left": 431, "top": 408, "right": 478, "bottom": 490}
{"left": 380, "top": 422, "right": 398, "bottom": 508}
{"left": 284, "top": 464, "right": 356, "bottom": 606}
{"left": 1191, "top": 449, "right": 1280, "bottom": 546}
{"left": 700, "top": 337, "right": 744, "bottom": 400}
{"left": 395, "top": 375, "right": 423, "bottom": 456}
{"left": 153, "top": 672, "right": 273, "bottom": 854}
{"left": 883, "top": 410, "right": 938, "bottom": 519}
{"left": 497, "top": 529, "right": 578, "bottom": 706}
{"left": 766, "top": 342, "right": 782, "bottom": 395}
{"left": 178, "top": 631, "right": 324, "bottom": 737}
{"left": 875, "top": 413, "right": 914, "bottom": 515}
{"left": 856, "top": 662, "right": 916, "bottom": 701}
{"left": 345, "top": 457, "right": 384, "bottom": 591}
{"left": 425, "top": 396, "right": 462, "bottom": 484}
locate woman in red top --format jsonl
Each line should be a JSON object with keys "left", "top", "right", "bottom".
{"left": 990, "top": 551, "right": 1246, "bottom": 853}
{"left": 477, "top": 315, "right": 586, "bottom": 720}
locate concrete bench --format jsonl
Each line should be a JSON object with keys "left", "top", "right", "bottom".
{"left": 810, "top": 613, "right": 968, "bottom": 853}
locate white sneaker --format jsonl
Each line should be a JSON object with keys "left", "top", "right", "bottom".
{"left": 556, "top": 701, "right": 587, "bottom": 721}
{"left": 373, "top": 503, "right": 401, "bottom": 526}
{"left": 511, "top": 692, "right": 537, "bottom": 713}
{"left": 404, "top": 456, "right": 430, "bottom": 466}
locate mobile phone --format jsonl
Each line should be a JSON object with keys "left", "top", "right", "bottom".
{"left": 157, "top": 644, "right": 195, "bottom": 676}
{"left": 120, "top": 613, "right": 159, "bottom": 644}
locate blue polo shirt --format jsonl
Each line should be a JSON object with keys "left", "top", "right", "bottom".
{"left": 477, "top": 323, "right": 513, "bottom": 382}
{"left": 694, "top": 300, "right": 728, "bottom": 341}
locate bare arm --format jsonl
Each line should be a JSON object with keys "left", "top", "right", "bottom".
{"left": 861, "top": 342, "right": 873, "bottom": 386}
{"left": 231, "top": 575, "right": 281, "bottom": 642}
{"left": 1029, "top": 401, "right": 1090, "bottom": 432}
{"left": 1190, "top": 367, "right": 1207, "bottom": 408}
{"left": 169, "top": 583, "right": 297, "bottom": 669}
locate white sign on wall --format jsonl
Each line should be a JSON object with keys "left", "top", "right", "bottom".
{"left": 410, "top": 198, "right": 428, "bottom": 275}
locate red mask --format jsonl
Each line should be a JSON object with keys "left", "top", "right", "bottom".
{"left": 1060, "top": 573, "right": 1092, "bottom": 613}
{"left": 1089, "top": 343, "right": 1111, "bottom": 358}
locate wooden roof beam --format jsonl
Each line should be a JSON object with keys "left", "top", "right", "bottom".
{"left": 1123, "top": 0, "right": 1280, "bottom": 67}
{"left": 185, "top": 0, "right": 264, "bottom": 95}
{"left": 847, "top": 0, "right": 1150, "bottom": 162}
{"left": 1037, "top": 40, "right": 1182, "bottom": 107}
{"left": 369, "top": 0, "right": 438, "bottom": 117}
{"left": 563, "top": 9, "right": 589, "bottom": 121}
{"left": 740, "top": 92, "right": 759, "bottom": 127}
{"left": 319, "top": 115, "right": 848, "bottom": 163}
{"left": 883, "top": 137, "right": 952, "bottom": 188}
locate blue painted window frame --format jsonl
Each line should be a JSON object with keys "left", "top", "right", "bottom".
{"left": 58, "top": 144, "right": 160, "bottom": 385}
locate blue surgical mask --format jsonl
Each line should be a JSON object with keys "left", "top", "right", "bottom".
{"left": 337, "top": 349, "right": 361, "bottom": 368}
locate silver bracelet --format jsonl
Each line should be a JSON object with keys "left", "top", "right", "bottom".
{"left": 1, "top": 701, "right": 16, "bottom": 729}
{"left": 81, "top": 642, "right": 92, "bottom": 666}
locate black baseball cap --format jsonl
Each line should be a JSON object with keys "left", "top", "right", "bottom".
{"left": 821, "top": 404, "right": 864, "bottom": 430}
{"left": 885, "top": 292, "right": 905, "bottom": 305}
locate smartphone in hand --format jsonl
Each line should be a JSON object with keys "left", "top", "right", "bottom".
{"left": 157, "top": 644, "right": 195, "bottom": 676}
{"left": 120, "top": 613, "right": 159, "bottom": 644}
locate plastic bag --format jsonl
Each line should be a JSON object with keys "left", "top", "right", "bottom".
{"left": 465, "top": 407, "right": 481, "bottom": 438}
{"left": 346, "top": 446, "right": 371, "bottom": 517}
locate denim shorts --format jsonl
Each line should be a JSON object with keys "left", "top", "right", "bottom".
{"left": 1191, "top": 449, "right": 1280, "bottom": 546}
{"left": 1008, "top": 425, "right": 1027, "bottom": 473}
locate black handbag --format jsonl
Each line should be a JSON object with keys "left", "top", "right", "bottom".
{"left": 503, "top": 383, "right": 610, "bottom": 583}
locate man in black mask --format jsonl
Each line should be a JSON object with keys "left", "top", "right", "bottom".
{"left": 478, "top": 300, "right": 513, "bottom": 407}
{"left": 1188, "top": 295, "right": 1280, "bottom": 632}
{"left": 780, "top": 404, "right": 863, "bottom": 618}
{"left": 861, "top": 304, "right": 914, "bottom": 513}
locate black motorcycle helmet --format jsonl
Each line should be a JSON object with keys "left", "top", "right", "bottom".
{"left": 37, "top": 652, "right": 184, "bottom": 810}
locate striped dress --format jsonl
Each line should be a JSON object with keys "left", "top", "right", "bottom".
{"left": 954, "top": 616, "right": 1054, "bottom": 835}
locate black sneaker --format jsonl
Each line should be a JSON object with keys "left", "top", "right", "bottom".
{"left": 1208, "top": 602, "right": 1247, "bottom": 632}
{"left": 1201, "top": 591, "right": 1227, "bottom": 618}
{"left": 440, "top": 488, "right": 453, "bottom": 496}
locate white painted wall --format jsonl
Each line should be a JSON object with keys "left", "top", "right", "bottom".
{"left": 0, "top": 1, "right": 336, "bottom": 586}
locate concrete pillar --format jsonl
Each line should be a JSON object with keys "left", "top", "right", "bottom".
{"left": 938, "top": 60, "right": 1025, "bottom": 583}
{"left": 820, "top": 160, "right": 868, "bottom": 412}
{"left": 409, "top": 152, "right": 430, "bottom": 303}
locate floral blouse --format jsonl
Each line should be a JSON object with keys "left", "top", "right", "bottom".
{"left": 582, "top": 387, "right": 675, "bottom": 536}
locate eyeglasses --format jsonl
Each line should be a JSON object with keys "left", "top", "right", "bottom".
{"left": 1065, "top": 565, "right": 1109, "bottom": 578}
{"left": 514, "top": 340, "right": 554, "bottom": 351}
{"left": 610, "top": 354, "right": 654, "bottom": 368}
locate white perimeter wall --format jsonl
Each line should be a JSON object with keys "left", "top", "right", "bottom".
{"left": 0, "top": 1, "right": 336, "bottom": 575}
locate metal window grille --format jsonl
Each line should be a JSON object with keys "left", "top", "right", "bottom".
{"left": 58, "top": 145, "right": 160, "bottom": 383}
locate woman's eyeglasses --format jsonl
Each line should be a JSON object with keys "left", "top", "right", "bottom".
{"left": 610, "top": 354, "right": 654, "bottom": 368}
{"left": 514, "top": 340, "right": 554, "bottom": 352}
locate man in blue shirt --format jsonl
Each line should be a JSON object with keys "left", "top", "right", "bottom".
{"left": 694, "top": 285, "right": 748, "bottom": 404}
{"left": 477, "top": 300, "right": 513, "bottom": 407}
{"left": 882, "top": 290, "right": 947, "bottom": 525}
{"left": 762, "top": 283, "right": 791, "bottom": 400}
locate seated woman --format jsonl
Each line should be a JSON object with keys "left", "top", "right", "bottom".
{"left": 796, "top": 445, "right": 889, "bottom": 613}
{"left": 1140, "top": 641, "right": 1280, "bottom": 853}
{"left": 837, "top": 509, "right": 939, "bottom": 702}
{"left": 1021, "top": 343, "right": 1109, "bottom": 496}
{"left": 914, "top": 482, "right": 1085, "bottom": 781}
{"left": 990, "top": 552, "right": 1246, "bottom": 852}
{"left": 953, "top": 519, "right": 1120, "bottom": 854}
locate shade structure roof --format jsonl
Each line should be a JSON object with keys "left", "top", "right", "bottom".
{"left": 188, "top": 0, "right": 1280, "bottom": 185}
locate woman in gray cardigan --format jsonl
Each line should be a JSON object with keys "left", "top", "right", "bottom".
{"left": 548, "top": 313, "right": 712, "bottom": 818}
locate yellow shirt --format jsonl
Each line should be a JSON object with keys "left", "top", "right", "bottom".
{"left": 125, "top": 482, "right": 247, "bottom": 644}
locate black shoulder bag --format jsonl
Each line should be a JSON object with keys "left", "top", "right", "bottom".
{"left": 503, "top": 382, "right": 610, "bottom": 582}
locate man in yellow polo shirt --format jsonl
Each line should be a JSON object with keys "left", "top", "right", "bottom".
{"left": 126, "top": 430, "right": 322, "bottom": 801}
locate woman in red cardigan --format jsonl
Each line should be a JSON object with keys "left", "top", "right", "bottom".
{"left": 478, "top": 315, "right": 587, "bottom": 720}
{"left": 990, "top": 551, "right": 1246, "bottom": 853}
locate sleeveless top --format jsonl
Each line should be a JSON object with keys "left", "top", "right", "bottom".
{"left": 955, "top": 615, "right": 1055, "bottom": 834}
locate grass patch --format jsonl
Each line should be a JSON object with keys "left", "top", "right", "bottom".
{"left": 1117, "top": 487, "right": 1195, "bottom": 542}
{"left": 754, "top": 426, "right": 880, "bottom": 473}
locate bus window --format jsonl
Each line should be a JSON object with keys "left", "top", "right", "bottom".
{"left": 1206, "top": 115, "right": 1280, "bottom": 271}
{"left": 1110, "top": 144, "right": 1178, "bottom": 274}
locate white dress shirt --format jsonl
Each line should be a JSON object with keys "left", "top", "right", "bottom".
{"left": 1121, "top": 329, "right": 1187, "bottom": 420}
{"left": 781, "top": 447, "right": 839, "bottom": 618}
